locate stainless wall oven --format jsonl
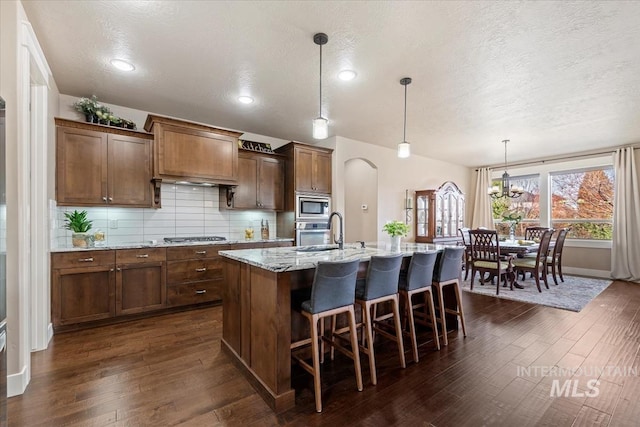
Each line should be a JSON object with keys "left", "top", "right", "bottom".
{"left": 296, "top": 195, "right": 330, "bottom": 220}
{"left": 295, "top": 222, "right": 332, "bottom": 246}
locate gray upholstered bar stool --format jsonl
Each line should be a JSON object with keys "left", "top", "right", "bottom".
{"left": 344, "top": 254, "right": 405, "bottom": 386}
{"left": 432, "top": 246, "right": 467, "bottom": 346}
{"left": 290, "top": 259, "right": 363, "bottom": 413}
{"left": 398, "top": 251, "right": 440, "bottom": 363}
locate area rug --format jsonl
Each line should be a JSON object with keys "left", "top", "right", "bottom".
{"left": 460, "top": 274, "right": 613, "bottom": 312}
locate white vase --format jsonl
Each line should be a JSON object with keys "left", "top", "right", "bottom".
{"left": 390, "top": 235, "right": 401, "bottom": 251}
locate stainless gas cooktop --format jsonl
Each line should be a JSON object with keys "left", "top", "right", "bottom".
{"left": 163, "top": 236, "right": 227, "bottom": 243}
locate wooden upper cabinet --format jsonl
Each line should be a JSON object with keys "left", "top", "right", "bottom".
{"left": 275, "top": 142, "right": 333, "bottom": 197}
{"left": 144, "top": 115, "right": 241, "bottom": 185}
{"left": 225, "top": 150, "right": 284, "bottom": 210}
{"left": 55, "top": 118, "right": 153, "bottom": 207}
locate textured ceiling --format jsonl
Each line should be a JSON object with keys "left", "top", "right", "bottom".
{"left": 22, "top": 0, "right": 640, "bottom": 167}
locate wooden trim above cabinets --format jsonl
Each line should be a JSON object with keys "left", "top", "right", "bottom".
{"left": 54, "top": 117, "right": 153, "bottom": 140}
{"left": 144, "top": 114, "right": 242, "bottom": 186}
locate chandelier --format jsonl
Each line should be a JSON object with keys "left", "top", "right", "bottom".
{"left": 488, "top": 139, "right": 523, "bottom": 199}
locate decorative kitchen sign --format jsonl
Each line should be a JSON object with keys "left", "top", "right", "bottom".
{"left": 239, "top": 140, "right": 274, "bottom": 153}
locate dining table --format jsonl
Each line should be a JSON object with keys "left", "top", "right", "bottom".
{"left": 499, "top": 239, "right": 555, "bottom": 256}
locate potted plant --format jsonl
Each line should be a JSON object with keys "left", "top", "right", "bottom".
{"left": 64, "top": 210, "right": 93, "bottom": 247}
{"left": 382, "top": 220, "right": 410, "bottom": 250}
{"left": 73, "top": 95, "right": 99, "bottom": 123}
{"left": 95, "top": 105, "right": 113, "bottom": 125}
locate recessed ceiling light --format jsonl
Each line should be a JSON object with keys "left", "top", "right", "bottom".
{"left": 338, "top": 70, "right": 357, "bottom": 81}
{"left": 238, "top": 96, "right": 254, "bottom": 104}
{"left": 110, "top": 59, "right": 135, "bottom": 72}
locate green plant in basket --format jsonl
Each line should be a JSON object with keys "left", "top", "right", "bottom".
{"left": 64, "top": 210, "right": 93, "bottom": 233}
{"left": 382, "top": 220, "right": 410, "bottom": 237}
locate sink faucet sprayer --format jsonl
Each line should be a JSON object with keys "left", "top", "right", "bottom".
{"left": 327, "top": 212, "right": 344, "bottom": 250}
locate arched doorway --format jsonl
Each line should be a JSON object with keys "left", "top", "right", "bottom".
{"left": 344, "top": 158, "right": 378, "bottom": 243}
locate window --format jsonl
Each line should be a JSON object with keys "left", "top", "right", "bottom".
{"left": 492, "top": 174, "right": 540, "bottom": 237}
{"left": 550, "top": 167, "right": 614, "bottom": 240}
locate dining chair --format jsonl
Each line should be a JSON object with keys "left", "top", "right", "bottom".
{"left": 469, "top": 229, "right": 513, "bottom": 295}
{"left": 398, "top": 251, "right": 440, "bottom": 362}
{"left": 512, "top": 229, "right": 554, "bottom": 292}
{"left": 458, "top": 227, "right": 472, "bottom": 280}
{"left": 290, "top": 259, "right": 363, "bottom": 412}
{"left": 432, "top": 246, "right": 467, "bottom": 346}
{"left": 524, "top": 226, "right": 552, "bottom": 241}
{"left": 546, "top": 227, "right": 570, "bottom": 285}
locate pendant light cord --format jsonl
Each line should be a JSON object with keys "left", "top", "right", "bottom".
{"left": 319, "top": 42, "right": 322, "bottom": 117}
{"left": 503, "top": 139, "right": 509, "bottom": 173}
{"left": 403, "top": 83, "right": 407, "bottom": 142}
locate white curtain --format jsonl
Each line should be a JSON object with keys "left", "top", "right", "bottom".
{"left": 612, "top": 147, "right": 640, "bottom": 282}
{"left": 471, "top": 167, "right": 494, "bottom": 229}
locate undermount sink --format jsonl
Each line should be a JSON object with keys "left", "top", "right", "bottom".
{"left": 295, "top": 245, "right": 338, "bottom": 252}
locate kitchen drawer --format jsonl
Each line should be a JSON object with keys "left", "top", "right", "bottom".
{"left": 166, "top": 245, "right": 231, "bottom": 261}
{"left": 166, "top": 279, "right": 223, "bottom": 307}
{"left": 52, "top": 250, "right": 115, "bottom": 269}
{"left": 166, "top": 258, "right": 224, "bottom": 284}
{"left": 116, "top": 247, "right": 166, "bottom": 264}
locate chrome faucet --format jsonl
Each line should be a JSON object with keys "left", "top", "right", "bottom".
{"left": 327, "top": 211, "right": 344, "bottom": 250}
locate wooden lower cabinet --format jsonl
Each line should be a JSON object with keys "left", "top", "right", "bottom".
{"left": 166, "top": 245, "right": 229, "bottom": 308}
{"left": 52, "top": 251, "right": 116, "bottom": 327}
{"left": 115, "top": 248, "right": 167, "bottom": 316}
{"left": 52, "top": 241, "right": 293, "bottom": 330}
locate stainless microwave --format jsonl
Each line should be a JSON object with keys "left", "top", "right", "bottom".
{"left": 296, "top": 195, "right": 331, "bottom": 219}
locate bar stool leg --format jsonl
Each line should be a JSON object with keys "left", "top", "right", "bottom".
{"left": 362, "top": 301, "right": 377, "bottom": 385}
{"left": 347, "top": 306, "right": 364, "bottom": 392}
{"left": 309, "top": 313, "right": 323, "bottom": 412}
{"left": 404, "top": 291, "right": 419, "bottom": 363}
{"left": 436, "top": 284, "right": 448, "bottom": 346}
{"left": 452, "top": 281, "right": 467, "bottom": 337}
{"left": 425, "top": 288, "right": 440, "bottom": 351}
{"left": 391, "top": 295, "right": 406, "bottom": 369}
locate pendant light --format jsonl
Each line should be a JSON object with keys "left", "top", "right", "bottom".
{"left": 312, "top": 33, "right": 329, "bottom": 139}
{"left": 397, "top": 77, "right": 412, "bottom": 158}
{"left": 488, "top": 139, "right": 524, "bottom": 199}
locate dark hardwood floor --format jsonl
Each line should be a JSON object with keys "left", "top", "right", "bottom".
{"left": 8, "top": 280, "right": 640, "bottom": 426}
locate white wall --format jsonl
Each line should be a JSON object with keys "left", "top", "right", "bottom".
{"left": 327, "top": 136, "right": 472, "bottom": 243}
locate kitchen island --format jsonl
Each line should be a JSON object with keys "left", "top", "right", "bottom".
{"left": 219, "top": 242, "right": 454, "bottom": 412}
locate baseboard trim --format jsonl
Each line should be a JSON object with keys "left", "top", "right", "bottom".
{"left": 564, "top": 267, "right": 611, "bottom": 279}
{"left": 7, "top": 363, "right": 30, "bottom": 397}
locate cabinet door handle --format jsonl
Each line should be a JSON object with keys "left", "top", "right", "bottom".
{"left": 108, "top": 197, "right": 113, "bottom": 202}
{"left": 195, "top": 250, "right": 207, "bottom": 255}
{"left": 136, "top": 254, "right": 149, "bottom": 258}
{"left": 116, "top": 267, "right": 121, "bottom": 271}
{"left": 78, "top": 257, "right": 94, "bottom": 262}
{"left": 195, "top": 290, "right": 207, "bottom": 295}
{"left": 195, "top": 267, "right": 207, "bottom": 272}
{"left": 102, "top": 196, "right": 107, "bottom": 202}
{"left": 110, "top": 268, "right": 115, "bottom": 272}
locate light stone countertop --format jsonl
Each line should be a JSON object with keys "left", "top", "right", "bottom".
{"left": 219, "top": 242, "right": 452, "bottom": 273}
{"left": 50, "top": 238, "right": 294, "bottom": 253}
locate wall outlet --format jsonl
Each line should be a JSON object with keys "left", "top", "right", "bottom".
{"left": 109, "top": 219, "right": 118, "bottom": 229}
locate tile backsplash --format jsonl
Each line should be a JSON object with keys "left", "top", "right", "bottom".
{"left": 53, "top": 184, "right": 277, "bottom": 248}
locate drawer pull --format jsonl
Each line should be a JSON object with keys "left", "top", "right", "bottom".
{"left": 195, "top": 290, "right": 207, "bottom": 295}
{"left": 136, "top": 254, "right": 149, "bottom": 258}
{"left": 78, "top": 257, "right": 94, "bottom": 262}
{"left": 195, "top": 250, "right": 207, "bottom": 255}
{"left": 195, "top": 267, "right": 207, "bottom": 272}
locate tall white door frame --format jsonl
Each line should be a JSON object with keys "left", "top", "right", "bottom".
{"left": 8, "top": 19, "right": 51, "bottom": 397}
